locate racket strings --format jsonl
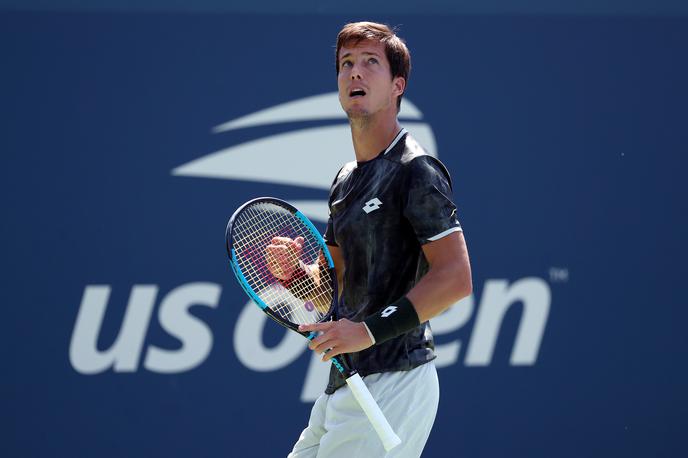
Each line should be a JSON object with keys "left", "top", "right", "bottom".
{"left": 232, "top": 202, "right": 333, "bottom": 325}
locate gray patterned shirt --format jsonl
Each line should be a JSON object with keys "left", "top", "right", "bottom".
{"left": 323, "top": 130, "right": 462, "bottom": 394}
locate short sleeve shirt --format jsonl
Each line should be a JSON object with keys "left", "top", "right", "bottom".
{"left": 323, "top": 130, "right": 462, "bottom": 394}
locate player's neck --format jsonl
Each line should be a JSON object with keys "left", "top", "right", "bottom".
{"left": 349, "top": 114, "right": 402, "bottom": 163}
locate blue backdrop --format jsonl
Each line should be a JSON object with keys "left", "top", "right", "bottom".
{"left": 2, "top": 7, "right": 687, "bottom": 458}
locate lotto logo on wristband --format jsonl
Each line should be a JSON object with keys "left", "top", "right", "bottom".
{"left": 381, "top": 305, "right": 398, "bottom": 317}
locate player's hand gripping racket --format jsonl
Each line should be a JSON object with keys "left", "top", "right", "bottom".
{"left": 226, "top": 197, "right": 402, "bottom": 452}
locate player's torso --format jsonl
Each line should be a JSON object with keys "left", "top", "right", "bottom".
{"left": 329, "top": 148, "right": 422, "bottom": 319}
{"left": 324, "top": 134, "right": 439, "bottom": 392}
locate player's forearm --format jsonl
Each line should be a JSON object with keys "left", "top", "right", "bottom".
{"left": 364, "top": 232, "right": 471, "bottom": 344}
{"left": 406, "top": 261, "right": 472, "bottom": 323}
{"left": 363, "top": 262, "right": 471, "bottom": 346}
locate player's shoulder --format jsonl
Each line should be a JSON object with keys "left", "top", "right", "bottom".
{"left": 392, "top": 133, "right": 428, "bottom": 165}
{"left": 328, "top": 160, "right": 357, "bottom": 190}
{"left": 335, "top": 160, "right": 357, "bottom": 182}
{"left": 327, "top": 160, "right": 357, "bottom": 199}
{"left": 387, "top": 133, "right": 452, "bottom": 185}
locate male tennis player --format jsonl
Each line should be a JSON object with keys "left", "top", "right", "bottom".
{"left": 271, "top": 22, "right": 472, "bottom": 457}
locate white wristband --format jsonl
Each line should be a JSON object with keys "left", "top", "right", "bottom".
{"left": 362, "top": 322, "right": 376, "bottom": 345}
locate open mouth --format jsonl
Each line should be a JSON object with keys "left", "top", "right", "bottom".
{"left": 349, "top": 89, "right": 366, "bottom": 98}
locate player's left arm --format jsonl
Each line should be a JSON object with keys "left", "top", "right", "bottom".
{"left": 303, "top": 232, "right": 471, "bottom": 358}
{"left": 406, "top": 230, "right": 472, "bottom": 323}
{"left": 299, "top": 231, "right": 472, "bottom": 361}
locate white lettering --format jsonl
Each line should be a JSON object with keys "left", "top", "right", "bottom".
{"left": 144, "top": 283, "right": 220, "bottom": 373}
{"left": 233, "top": 299, "right": 306, "bottom": 371}
{"left": 70, "top": 277, "right": 552, "bottom": 382}
{"left": 69, "top": 285, "right": 157, "bottom": 374}
{"left": 465, "top": 278, "right": 551, "bottom": 366}
{"left": 429, "top": 295, "right": 474, "bottom": 368}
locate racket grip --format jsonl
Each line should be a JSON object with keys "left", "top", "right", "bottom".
{"left": 345, "top": 373, "right": 402, "bottom": 452}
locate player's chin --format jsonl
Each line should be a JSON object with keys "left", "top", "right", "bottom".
{"left": 345, "top": 106, "right": 369, "bottom": 119}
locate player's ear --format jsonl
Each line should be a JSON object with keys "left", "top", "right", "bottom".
{"left": 392, "top": 76, "right": 405, "bottom": 98}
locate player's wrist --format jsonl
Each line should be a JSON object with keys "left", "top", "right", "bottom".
{"left": 362, "top": 321, "right": 376, "bottom": 345}
{"left": 363, "top": 296, "right": 421, "bottom": 345}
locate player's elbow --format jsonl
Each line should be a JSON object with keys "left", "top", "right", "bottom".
{"left": 460, "top": 276, "right": 472, "bottom": 300}
{"left": 447, "top": 261, "right": 472, "bottom": 301}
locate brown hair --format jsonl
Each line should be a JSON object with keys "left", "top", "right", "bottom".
{"left": 335, "top": 22, "right": 411, "bottom": 111}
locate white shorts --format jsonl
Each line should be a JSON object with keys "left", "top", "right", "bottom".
{"left": 288, "top": 362, "right": 439, "bottom": 458}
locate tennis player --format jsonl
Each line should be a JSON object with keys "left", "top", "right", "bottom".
{"left": 274, "top": 22, "right": 472, "bottom": 457}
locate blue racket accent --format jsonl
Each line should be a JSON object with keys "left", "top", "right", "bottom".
{"left": 331, "top": 358, "right": 346, "bottom": 374}
{"left": 295, "top": 210, "right": 334, "bottom": 269}
{"left": 307, "top": 332, "right": 346, "bottom": 374}
{"left": 231, "top": 249, "right": 268, "bottom": 310}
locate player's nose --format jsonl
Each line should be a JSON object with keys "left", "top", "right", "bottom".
{"left": 349, "top": 68, "right": 362, "bottom": 80}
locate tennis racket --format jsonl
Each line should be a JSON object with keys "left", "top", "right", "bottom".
{"left": 225, "top": 197, "right": 402, "bottom": 452}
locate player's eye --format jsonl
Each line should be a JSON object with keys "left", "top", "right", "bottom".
{"left": 341, "top": 60, "right": 352, "bottom": 69}
{"left": 368, "top": 57, "right": 379, "bottom": 64}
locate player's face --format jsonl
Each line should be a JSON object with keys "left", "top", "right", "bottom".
{"left": 337, "top": 40, "right": 405, "bottom": 120}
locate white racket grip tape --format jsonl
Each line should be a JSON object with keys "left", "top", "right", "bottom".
{"left": 345, "top": 373, "right": 402, "bottom": 451}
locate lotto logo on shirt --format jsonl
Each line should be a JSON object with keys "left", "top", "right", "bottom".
{"left": 363, "top": 198, "right": 383, "bottom": 214}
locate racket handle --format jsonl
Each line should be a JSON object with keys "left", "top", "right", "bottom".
{"left": 345, "top": 373, "right": 402, "bottom": 451}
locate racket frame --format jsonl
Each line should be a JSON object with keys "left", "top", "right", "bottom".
{"left": 226, "top": 197, "right": 339, "bottom": 334}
